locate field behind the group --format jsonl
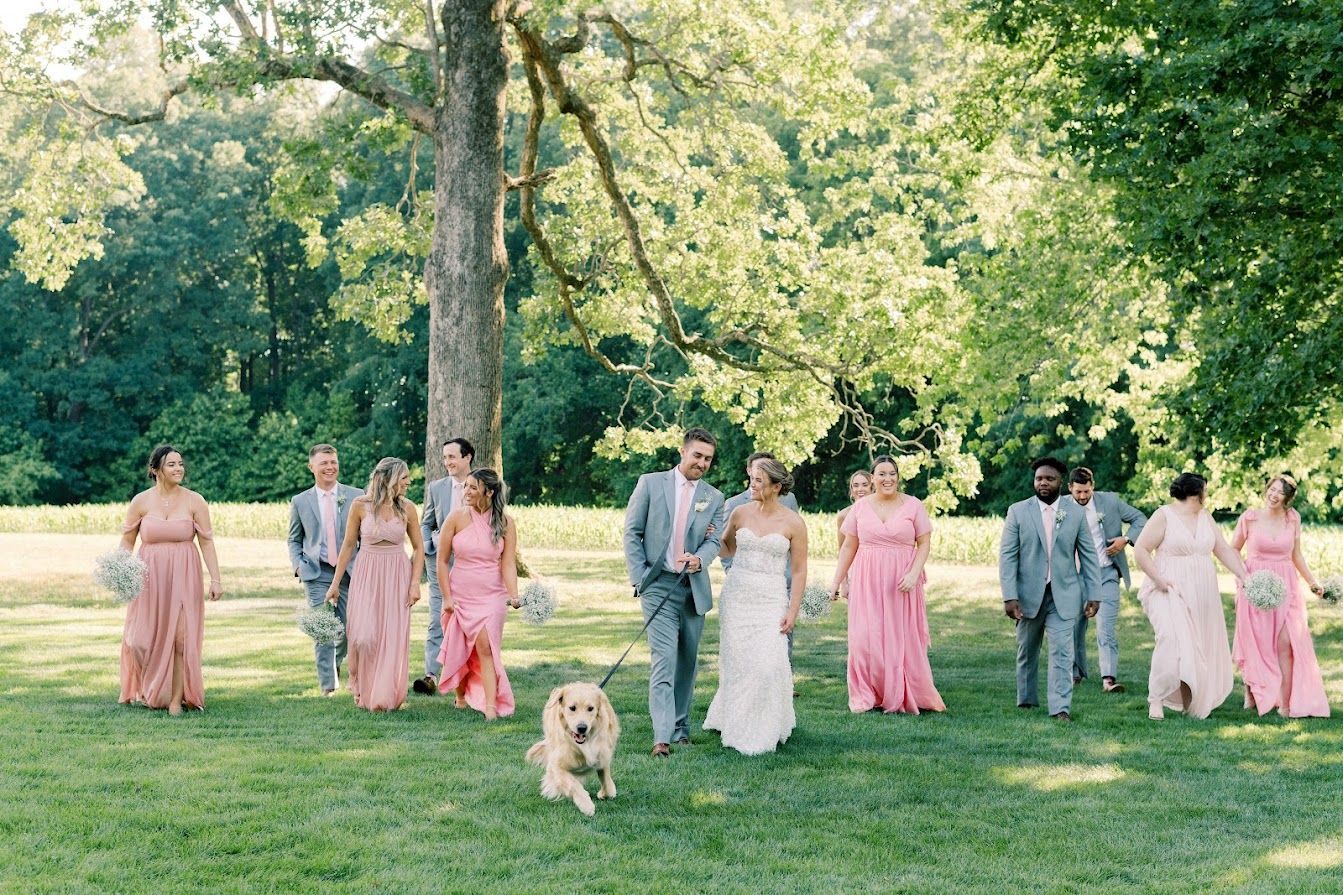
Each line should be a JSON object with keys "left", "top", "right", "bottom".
{"left": 3, "top": 509, "right": 1343, "bottom": 894}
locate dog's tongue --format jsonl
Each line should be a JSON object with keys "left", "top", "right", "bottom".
{"left": 572, "top": 732, "right": 586, "bottom": 744}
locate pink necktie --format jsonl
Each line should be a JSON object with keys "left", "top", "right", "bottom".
{"left": 672, "top": 481, "right": 694, "bottom": 565}
{"left": 322, "top": 491, "right": 338, "bottom": 562}
{"left": 1043, "top": 504, "right": 1055, "bottom": 582}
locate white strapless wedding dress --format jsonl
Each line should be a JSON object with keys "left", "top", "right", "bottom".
{"left": 703, "top": 529, "right": 795, "bottom": 754}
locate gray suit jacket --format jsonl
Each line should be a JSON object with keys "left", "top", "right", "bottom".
{"left": 1089, "top": 491, "right": 1147, "bottom": 588}
{"left": 288, "top": 483, "right": 364, "bottom": 582}
{"left": 720, "top": 489, "right": 800, "bottom": 580}
{"left": 624, "top": 470, "right": 726, "bottom": 615}
{"left": 421, "top": 476, "right": 462, "bottom": 557}
{"left": 999, "top": 494, "right": 1102, "bottom": 621}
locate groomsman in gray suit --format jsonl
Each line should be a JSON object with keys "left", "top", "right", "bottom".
{"left": 288, "top": 444, "right": 364, "bottom": 695}
{"left": 999, "top": 457, "right": 1102, "bottom": 722}
{"left": 623, "top": 427, "right": 726, "bottom": 756}
{"left": 722, "top": 450, "right": 800, "bottom": 660}
{"left": 1067, "top": 467, "right": 1146, "bottom": 693}
{"left": 413, "top": 437, "right": 474, "bottom": 694}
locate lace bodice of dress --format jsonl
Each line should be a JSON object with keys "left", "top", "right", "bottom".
{"left": 730, "top": 529, "right": 791, "bottom": 576}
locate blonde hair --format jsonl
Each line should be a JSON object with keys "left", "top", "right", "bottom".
{"left": 365, "top": 457, "right": 410, "bottom": 521}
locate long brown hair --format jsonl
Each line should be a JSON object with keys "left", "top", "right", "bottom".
{"left": 365, "top": 457, "right": 410, "bottom": 521}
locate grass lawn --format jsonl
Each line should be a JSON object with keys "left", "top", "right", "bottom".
{"left": 2, "top": 532, "right": 1342, "bottom": 895}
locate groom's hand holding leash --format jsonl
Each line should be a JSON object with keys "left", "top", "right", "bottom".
{"left": 676, "top": 553, "right": 702, "bottom": 573}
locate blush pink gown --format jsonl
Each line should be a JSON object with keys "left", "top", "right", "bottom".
{"left": 1138, "top": 509, "right": 1232, "bottom": 718}
{"left": 345, "top": 510, "right": 412, "bottom": 712}
{"left": 841, "top": 496, "right": 945, "bottom": 714}
{"left": 1232, "top": 509, "right": 1330, "bottom": 717}
{"left": 119, "top": 516, "right": 208, "bottom": 710}
{"left": 436, "top": 509, "right": 515, "bottom": 717}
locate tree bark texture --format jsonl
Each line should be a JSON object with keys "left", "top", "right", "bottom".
{"left": 423, "top": 0, "right": 509, "bottom": 480}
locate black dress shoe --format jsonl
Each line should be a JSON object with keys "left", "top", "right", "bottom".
{"left": 672, "top": 737, "right": 691, "bottom": 747}
{"left": 1017, "top": 703, "right": 1037, "bottom": 710}
{"left": 1052, "top": 711, "right": 1073, "bottom": 723}
{"left": 412, "top": 675, "right": 437, "bottom": 695}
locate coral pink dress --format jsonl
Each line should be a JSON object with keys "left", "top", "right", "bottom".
{"left": 119, "top": 516, "right": 208, "bottom": 710}
{"left": 436, "top": 510, "right": 515, "bottom": 716}
{"left": 1232, "top": 509, "right": 1330, "bottom": 717}
{"left": 841, "top": 495, "right": 944, "bottom": 714}
{"left": 345, "top": 509, "right": 412, "bottom": 712}
{"left": 1138, "top": 509, "right": 1232, "bottom": 718}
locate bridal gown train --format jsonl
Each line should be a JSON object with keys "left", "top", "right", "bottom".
{"left": 703, "top": 529, "right": 795, "bottom": 755}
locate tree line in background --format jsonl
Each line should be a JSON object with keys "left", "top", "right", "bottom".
{"left": 1, "top": 1, "right": 1340, "bottom": 518}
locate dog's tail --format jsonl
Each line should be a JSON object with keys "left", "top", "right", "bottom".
{"left": 525, "top": 741, "right": 546, "bottom": 766}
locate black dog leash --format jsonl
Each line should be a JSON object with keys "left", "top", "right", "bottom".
{"left": 598, "top": 565, "right": 691, "bottom": 690}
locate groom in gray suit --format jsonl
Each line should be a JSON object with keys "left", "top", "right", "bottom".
{"left": 412, "top": 437, "right": 474, "bottom": 695}
{"left": 623, "top": 427, "right": 726, "bottom": 756}
{"left": 1067, "top": 467, "right": 1146, "bottom": 693}
{"left": 1000, "top": 457, "right": 1102, "bottom": 722}
{"left": 288, "top": 444, "right": 364, "bottom": 695}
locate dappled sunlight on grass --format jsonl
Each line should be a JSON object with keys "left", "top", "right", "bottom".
{"left": 690, "top": 789, "right": 729, "bottom": 807}
{"left": 994, "top": 763, "right": 1128, "bottom": 790}
{"left": 1260, "top": 837, "right": 1343, "bottom": 869}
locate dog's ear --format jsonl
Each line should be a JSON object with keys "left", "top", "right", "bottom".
{"left": 542, "top": 685, "right": 568, "bottom": 745}
{"left": 545, "top": 685, "right": 565, "bottom": 711}
{"left": 595, "top": 687, "right": 620, "bottom": 742}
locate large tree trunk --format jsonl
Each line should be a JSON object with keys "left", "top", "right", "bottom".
{"left": 423, "top": 0, "right": 509, "bottom": 481}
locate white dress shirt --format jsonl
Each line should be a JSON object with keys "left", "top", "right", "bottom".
{"left": 1084, "top": 500, "right": 1113, "bottom": 569}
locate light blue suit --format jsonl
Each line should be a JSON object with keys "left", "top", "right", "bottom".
{"left": 1072, "top": 491, "right": 1147, "bottom": 680}
{"left": 1000, "top": 494, "right": 1102, "bottom": 715}
{"left": 624, "top": 469, "right": 725, "bottom": 743}
{"left": 288, "top": 483, "right": 363, "bottom": 690}
{"left": 420, "top": 476, "right": 462, "bottom": 678}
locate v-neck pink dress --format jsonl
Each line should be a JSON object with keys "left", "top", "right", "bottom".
{"left": 119, "top": 516, "right": 208, "bottom": 710}
{"left": 1232, "top": 509, "right": 1329, "bottom": 717}
{"left": 840, "top": 495, "right": 944, "bottom": 714}
{"left": 1137, "top": 508, "right": 1232, "bottom": 718}
{"left": 345, "top": 509, "right": 412, "bottom": 712}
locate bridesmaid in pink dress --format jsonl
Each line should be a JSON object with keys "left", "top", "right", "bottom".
{"left": 1231, "top": 475, "right": 1330, "bottom": 718}
{"left": 327, "top": 458, "right": 424, "bottom": 712}
{"left": 829, "top": 456, "right": 945, "bottom": 714}
{"left": 436, "top": 468, "right": 520, "bottom": 720}
{"left": 1134, "top": 473, "right": 1247, "bottom": 720}
{"left": 834, "top": 470, "right": 873, "bottom": 599}
{"left": 118, "top": 445, "right": 223, "bottom": 715}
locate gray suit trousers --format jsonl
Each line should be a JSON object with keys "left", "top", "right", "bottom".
{"left": 1015, "top": 585, "right": 1075, "bottom": 715}
{"left": 641, "top": 570, "right": 705, "bottom": 744}
{"left": 304, "top": 562, "right": 349, "bottom": 691}
{"left": 1073, "top": 566, "right": 1122, "bottom": 680}
{"left": 424, "top": 559, "right": 444, "bottom": 678}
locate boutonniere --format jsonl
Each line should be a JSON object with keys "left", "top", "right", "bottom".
{"left": 336, "top": 494, "right": 347, "bottom": 508}
{"left": 1095, "top": 511, "right": 1105, "bottom": 523}
{"left": 694, "top": 499, "right": 710, "bottom": 513}
{"left": 1055, "top": 510, "right": 1067, "bottom": 525}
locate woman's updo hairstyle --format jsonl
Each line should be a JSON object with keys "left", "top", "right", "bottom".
{"left": 871, "top": 454, "right": 900, "bottom": 477}
{"left": 147, "top": 444, "right": 181, "bottom": 482}
{"left": 1169, "top": 472, "right": 1207, "bottom": 501}
{"left": 1267, "top": 473, "right": 1298, "bottom": 505}
{"left": 754, "top": 458, "right": 794, "bottom": 496}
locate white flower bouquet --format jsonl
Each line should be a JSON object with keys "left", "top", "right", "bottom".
{"left": 799, "top": 584, "right": 833, "bottom": 622}
{"left": 1319, "top": 577, "right": 1343, "bottom": 605}
{"left": 520, "top": 580, "right": 557, "bottom": 625}
{"left": 94, "top": 549, "right": 147, "bottom": 603}
{"left": 296, "top": 603, "right": 345, "bottom": 645}
{"left": 1244, "top": 570, "right": 1286, "bottom": 610}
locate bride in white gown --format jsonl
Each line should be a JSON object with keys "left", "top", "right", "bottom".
{"left": 704, "top": 459, "right": 808, "bottom": 755}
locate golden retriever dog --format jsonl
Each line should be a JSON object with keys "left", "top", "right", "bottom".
{"left": 525, "top": 682, "right": 620, "bottom": 816}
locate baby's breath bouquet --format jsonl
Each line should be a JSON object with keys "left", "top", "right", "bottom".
{"left": 1244, "top": 570, "right": 1287, "bottom": 610}
{"left": 296, "top": 603, "right": 345, "bottom": 645}
{"left": 519, "top": 580, "right": 557, "bottom": 626}
{"left": 94, "top": 549, "right": 147, "bottom": 603}
{"left": 1319, "top": 577, "right": 1343, "bottom": 605}
{"left": 799, "top": 584, "right": 833, "bottom": 622}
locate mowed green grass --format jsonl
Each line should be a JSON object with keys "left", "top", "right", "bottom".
{"left": 2, "top": 533, "right": 1343, "bottom": 895}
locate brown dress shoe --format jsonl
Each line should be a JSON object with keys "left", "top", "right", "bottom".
{"left": 1102, "top": 677, "right": 1126, "bottom": 693}
{"left": 650, "top": 743, "right": 671, "bottom": 757}
{"left": 1052, "top": 711, "right": 1073, "bottom": 723}
{"left": 672, "top": 737, "right": 691, "bottom": 747}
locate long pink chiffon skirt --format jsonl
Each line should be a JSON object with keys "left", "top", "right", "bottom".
{"left": 345, "top": 545, "right": 411, "bottom": 711}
